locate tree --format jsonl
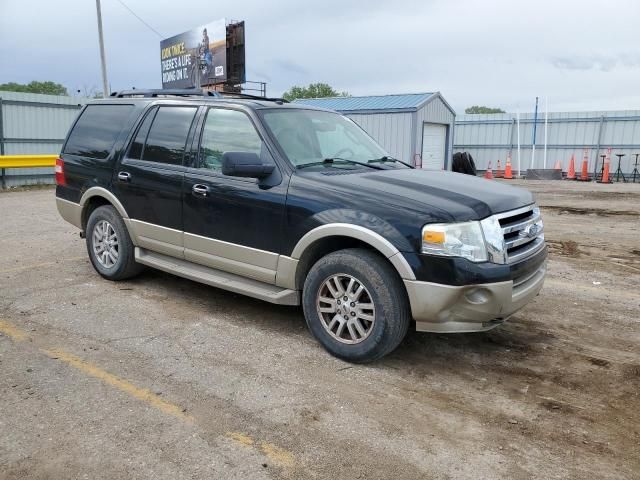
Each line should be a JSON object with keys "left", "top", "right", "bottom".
{"left": 282, "top": 82, "right": 349, "bottom": 101}
{"left": 464, "top": 105, "right": 505, "bottom": 114}
{"left": 0, "top": 81, "right": 68, "bottom": 96}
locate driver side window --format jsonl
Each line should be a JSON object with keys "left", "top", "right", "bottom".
{"left": 199, "top": 108, "right": 263, "bottom": 170}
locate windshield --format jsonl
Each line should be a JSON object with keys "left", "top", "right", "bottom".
{"left": 261, "top": 109, "right": 389, "bottom": 167}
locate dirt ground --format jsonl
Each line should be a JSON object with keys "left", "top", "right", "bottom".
{"left": 0, "top": 181, "right": 639, "bottom": 480}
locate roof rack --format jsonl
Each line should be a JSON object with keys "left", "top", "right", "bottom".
{"left": 110, "top": 89, "right": 288, "bottom": 103}
{"left": 110, "top": 89, "right": 220, "bottom": 98}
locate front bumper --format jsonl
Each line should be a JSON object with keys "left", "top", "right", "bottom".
{"left": 404, "top": 260, "right": 546, "bottom": 333}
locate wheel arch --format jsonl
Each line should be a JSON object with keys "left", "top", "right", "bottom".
{"left": 280, "top": 224, "right": 416, "bottom": 291}
{"left": 79, "top": 187, "right": 129, "bottom": 230}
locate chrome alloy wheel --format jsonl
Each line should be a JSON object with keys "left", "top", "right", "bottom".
{"left": 92, "top": 220, "right": 119, "bottom": 268}
{"left": 316, "top": 274, "right": 376, "bottom": 344}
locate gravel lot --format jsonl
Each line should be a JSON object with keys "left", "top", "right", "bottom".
{"left": 1, "top": 181, "right": 639, "bottom": 479}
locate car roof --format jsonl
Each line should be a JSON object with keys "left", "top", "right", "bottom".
{"left": 87, "top": 90, "right": 335, "bottom": 112}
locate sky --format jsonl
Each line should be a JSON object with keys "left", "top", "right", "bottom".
{"left": 1, "top": 0, "right": 639, "bottom": 113}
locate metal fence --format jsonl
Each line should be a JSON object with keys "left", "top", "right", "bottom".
{"left": 453, "top": 111, "right": 640, "bottom": 177}
{"left": 0, "top": 91, "right": 89, "bottom": 188}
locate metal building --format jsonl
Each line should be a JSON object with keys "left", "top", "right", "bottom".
{"left": 293, "top": 93, "right": 456, "bottom": 169}
{"left": 454, "top": 110, "right": 640, "bottom": 176}
{"left": 0, "top": 91, "right": 88, "bottom": 188}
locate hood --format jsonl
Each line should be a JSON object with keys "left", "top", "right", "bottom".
{"left": 297, "top": 169, "right": 535, "bottom": 221}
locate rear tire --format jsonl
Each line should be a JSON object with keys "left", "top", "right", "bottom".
{"left": 302, "top": 248, "right": 410, "bottom": 363}
{"left": 86, "top": 205, "right": 143, "bottom": 281}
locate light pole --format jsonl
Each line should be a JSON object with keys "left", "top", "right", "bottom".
{"left": 95, "top": 0, "right": 109, "bottom": 97}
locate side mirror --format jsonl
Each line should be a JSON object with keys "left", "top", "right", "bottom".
{"left": 221, "top": 152, "right": 275, "bottom": 179}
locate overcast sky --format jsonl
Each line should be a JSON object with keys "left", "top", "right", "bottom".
{"left": 2, "top": 0, "right": 639, "bottom": 113}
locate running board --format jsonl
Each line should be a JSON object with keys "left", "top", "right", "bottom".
{"left": 135, "top": 248, "right": 300, "bottom": 306}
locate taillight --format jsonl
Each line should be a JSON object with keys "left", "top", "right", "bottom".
{"left": 54, "top": 158, "right": 66, "bottom": 186}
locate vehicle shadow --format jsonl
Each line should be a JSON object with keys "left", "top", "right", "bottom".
{"left": 129, "top": 269, "right": 556, "bottom": 375}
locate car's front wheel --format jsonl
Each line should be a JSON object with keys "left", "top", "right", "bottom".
{"left": 86, "top": 205, "right": 143, "bottom": 281}
{"left": 302, "top": 248, "right": 410, "bottom": 363}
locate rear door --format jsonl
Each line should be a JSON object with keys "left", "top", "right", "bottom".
{"left": 421, "top": 123, "right": 447, "bottom": 170}
{"left": 182, "top": 107, "right": 287, "bottom": 284}
{"left": 113, "top": 104, "right": 198, "bottom": 258}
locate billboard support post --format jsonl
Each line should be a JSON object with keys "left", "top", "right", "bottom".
{"left": 95, "top": 0, "right": 110, "bottom": 97}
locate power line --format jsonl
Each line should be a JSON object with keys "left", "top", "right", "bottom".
{"left": 112, "top": 0, "right": 164, "bottom": 38}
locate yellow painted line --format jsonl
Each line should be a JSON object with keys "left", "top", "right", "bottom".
{"left": 42, "top": 347, "right": 193, "bottom": 421}
{"left": 226, "top": 432, "right": 296, "bottom": 468}
{"left": 227, "top": 431, "right": 255, "bottom": 446}
{"left": 0, "top": 319, "right": 28, "bottom": 342}
{"left": 259, "top": 441, "right": 296, "bottom": 468}
{"left": 0, "top": 319, "right": 297, "bottom": 469}
{"left": 0, "top": 256, "right": 87, "bottom": 274}
{"left": 0, "top": 154, "right": 57, "bottom": 169}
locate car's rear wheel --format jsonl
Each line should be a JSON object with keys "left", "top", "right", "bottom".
{"left": 303, "top": 248, "right": 410, "bottom": 362}
{"left": 86, "top": 205, "right": 143, "bottom": 281}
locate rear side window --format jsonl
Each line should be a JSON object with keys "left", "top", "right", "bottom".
{"left": 64, "top": 105, "right": 133, "bottom": 159}
{"left": 140, "top": 106, "right": 197, "bottom": 165}
{"left": 128, "top": 107, "right": 157, "bottom": 160}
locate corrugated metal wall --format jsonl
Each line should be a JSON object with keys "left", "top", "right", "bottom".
{"left": 415, "top": 96, "right": 456, "bottom": 169}
{"left": 346, "top": 96, "right": 456, "bottom": 167}
{"left": 454, "top": 111, "right": 640, "bottom": 175}
{"left": 0, "top": 91, "right": 89, "bottom": 187}
{"left": 347, "top": 112, "right": 413, "bottom": 163}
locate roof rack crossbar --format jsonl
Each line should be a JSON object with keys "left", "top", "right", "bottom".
{"left": 217, "top": 92, "right": 289, "bottom": 103}
{"left": 110, "top": 89, "right": 222, "bottom": 98}
{"left": 109, "top": 89, "right": 288, "bottom": 103}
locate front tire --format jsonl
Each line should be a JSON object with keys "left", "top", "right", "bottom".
{"left": 302, "top": 248, "right": 410, "bottom": 363}
{"left": 86, "top": 205, "right": 143, "bottom": 281}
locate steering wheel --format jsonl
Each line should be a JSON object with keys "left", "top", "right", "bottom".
{"left": 332, "top": 147, "right": 355, "bottom": 159}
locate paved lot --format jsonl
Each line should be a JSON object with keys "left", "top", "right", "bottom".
{"left": 1, "top": 181, "right": 639, "bottom": 479}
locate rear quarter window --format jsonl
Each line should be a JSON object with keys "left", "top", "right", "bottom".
{"left": 63, "top": 104, "right": 134, "bottom": 159}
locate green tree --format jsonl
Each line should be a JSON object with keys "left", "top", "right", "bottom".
{"left": 0, "top": 81, "right": 68, "bottom": 96}
{"left": 464, "top": 105, "right": 505, "bottom": 114}
{"left": 282, "top": 82, "right": 349, "bottom": 101}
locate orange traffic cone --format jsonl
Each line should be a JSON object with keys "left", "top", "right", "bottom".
{"left": 495, "top": 159, "right": 504, "bottom": 178}
{"left": 484, "top": 161, "right": 494, "bottom": 179}
{"left": 566, "top": 154, "right": 576, "bottom": 180}
{"left": 504, "top": 154, "right": 513, "bottom": 179}
{"left": 553, "top": 160, "right": 562, "bottom": 170}
{"left": 598, "top": 158, "right": 612, "bottom": 184}
{"left": 577, "top": 149, "right": 590, "bottom": 181}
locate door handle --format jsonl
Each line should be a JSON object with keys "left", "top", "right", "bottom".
{"left": 118, "top": 171, "right": 131, "bottom": 182}
{"left": 192, "top": 184, "right": 209, "bottom": 197}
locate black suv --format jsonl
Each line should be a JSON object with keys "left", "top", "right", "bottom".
{"left": 55, "top": 89, "right": 546, "bottom": 362}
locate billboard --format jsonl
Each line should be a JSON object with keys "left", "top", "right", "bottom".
{"left": 160, "top": 19, "right": 227, "bottom": 89}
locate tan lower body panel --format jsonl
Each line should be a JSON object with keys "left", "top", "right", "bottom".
{"left": 184, "top": 233, "right": 278, "bottom": 284}
{"left": 135, "top": 247, "right": 299, "bottom": 305}
{"left": 128, "top": 220, "right": 183, "bottom": 258}
{"left": 56, "top": 198, "right": 82, "bottom": 229}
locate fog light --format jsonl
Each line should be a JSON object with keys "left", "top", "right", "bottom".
{"left": 464, "top": 287, "right": 490, "bottom": 305}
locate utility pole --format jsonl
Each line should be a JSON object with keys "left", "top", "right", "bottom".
{"left": 95, "top": 0, "right": 109, "bottom": 97}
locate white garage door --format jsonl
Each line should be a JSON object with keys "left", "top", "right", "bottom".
{"left": 421, "top": 123, "right": 447, "bottom": 170}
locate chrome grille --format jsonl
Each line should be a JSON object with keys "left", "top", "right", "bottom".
{"left": 495, "top": 205, "right": 545, "bottom": 264}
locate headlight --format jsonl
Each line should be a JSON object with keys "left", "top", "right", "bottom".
{"left": 422, "top": 221, "right": 487, "bottom": 262}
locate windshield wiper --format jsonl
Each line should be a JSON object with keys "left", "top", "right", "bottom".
{"left": 368, "top": 156, "right": 415, "bottom": 169}
{"left": 297, "top": 157, "right": 383, "bottom": 170}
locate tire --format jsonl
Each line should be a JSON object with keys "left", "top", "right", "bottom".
{"left": 453, "top": 152, "right": 477, "bottom": 176}
{"left": 86, "top": 205, "right": 143, "bottom": 281}
{"left": 302, "top": 248, "right": 411, "bottom": 363}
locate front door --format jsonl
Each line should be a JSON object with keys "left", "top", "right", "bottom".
{"left": 113, "top": 105, "right": 198, "bottom": 258}
{"left": 182, "top": 107, "right": 288, "bottom": 284}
